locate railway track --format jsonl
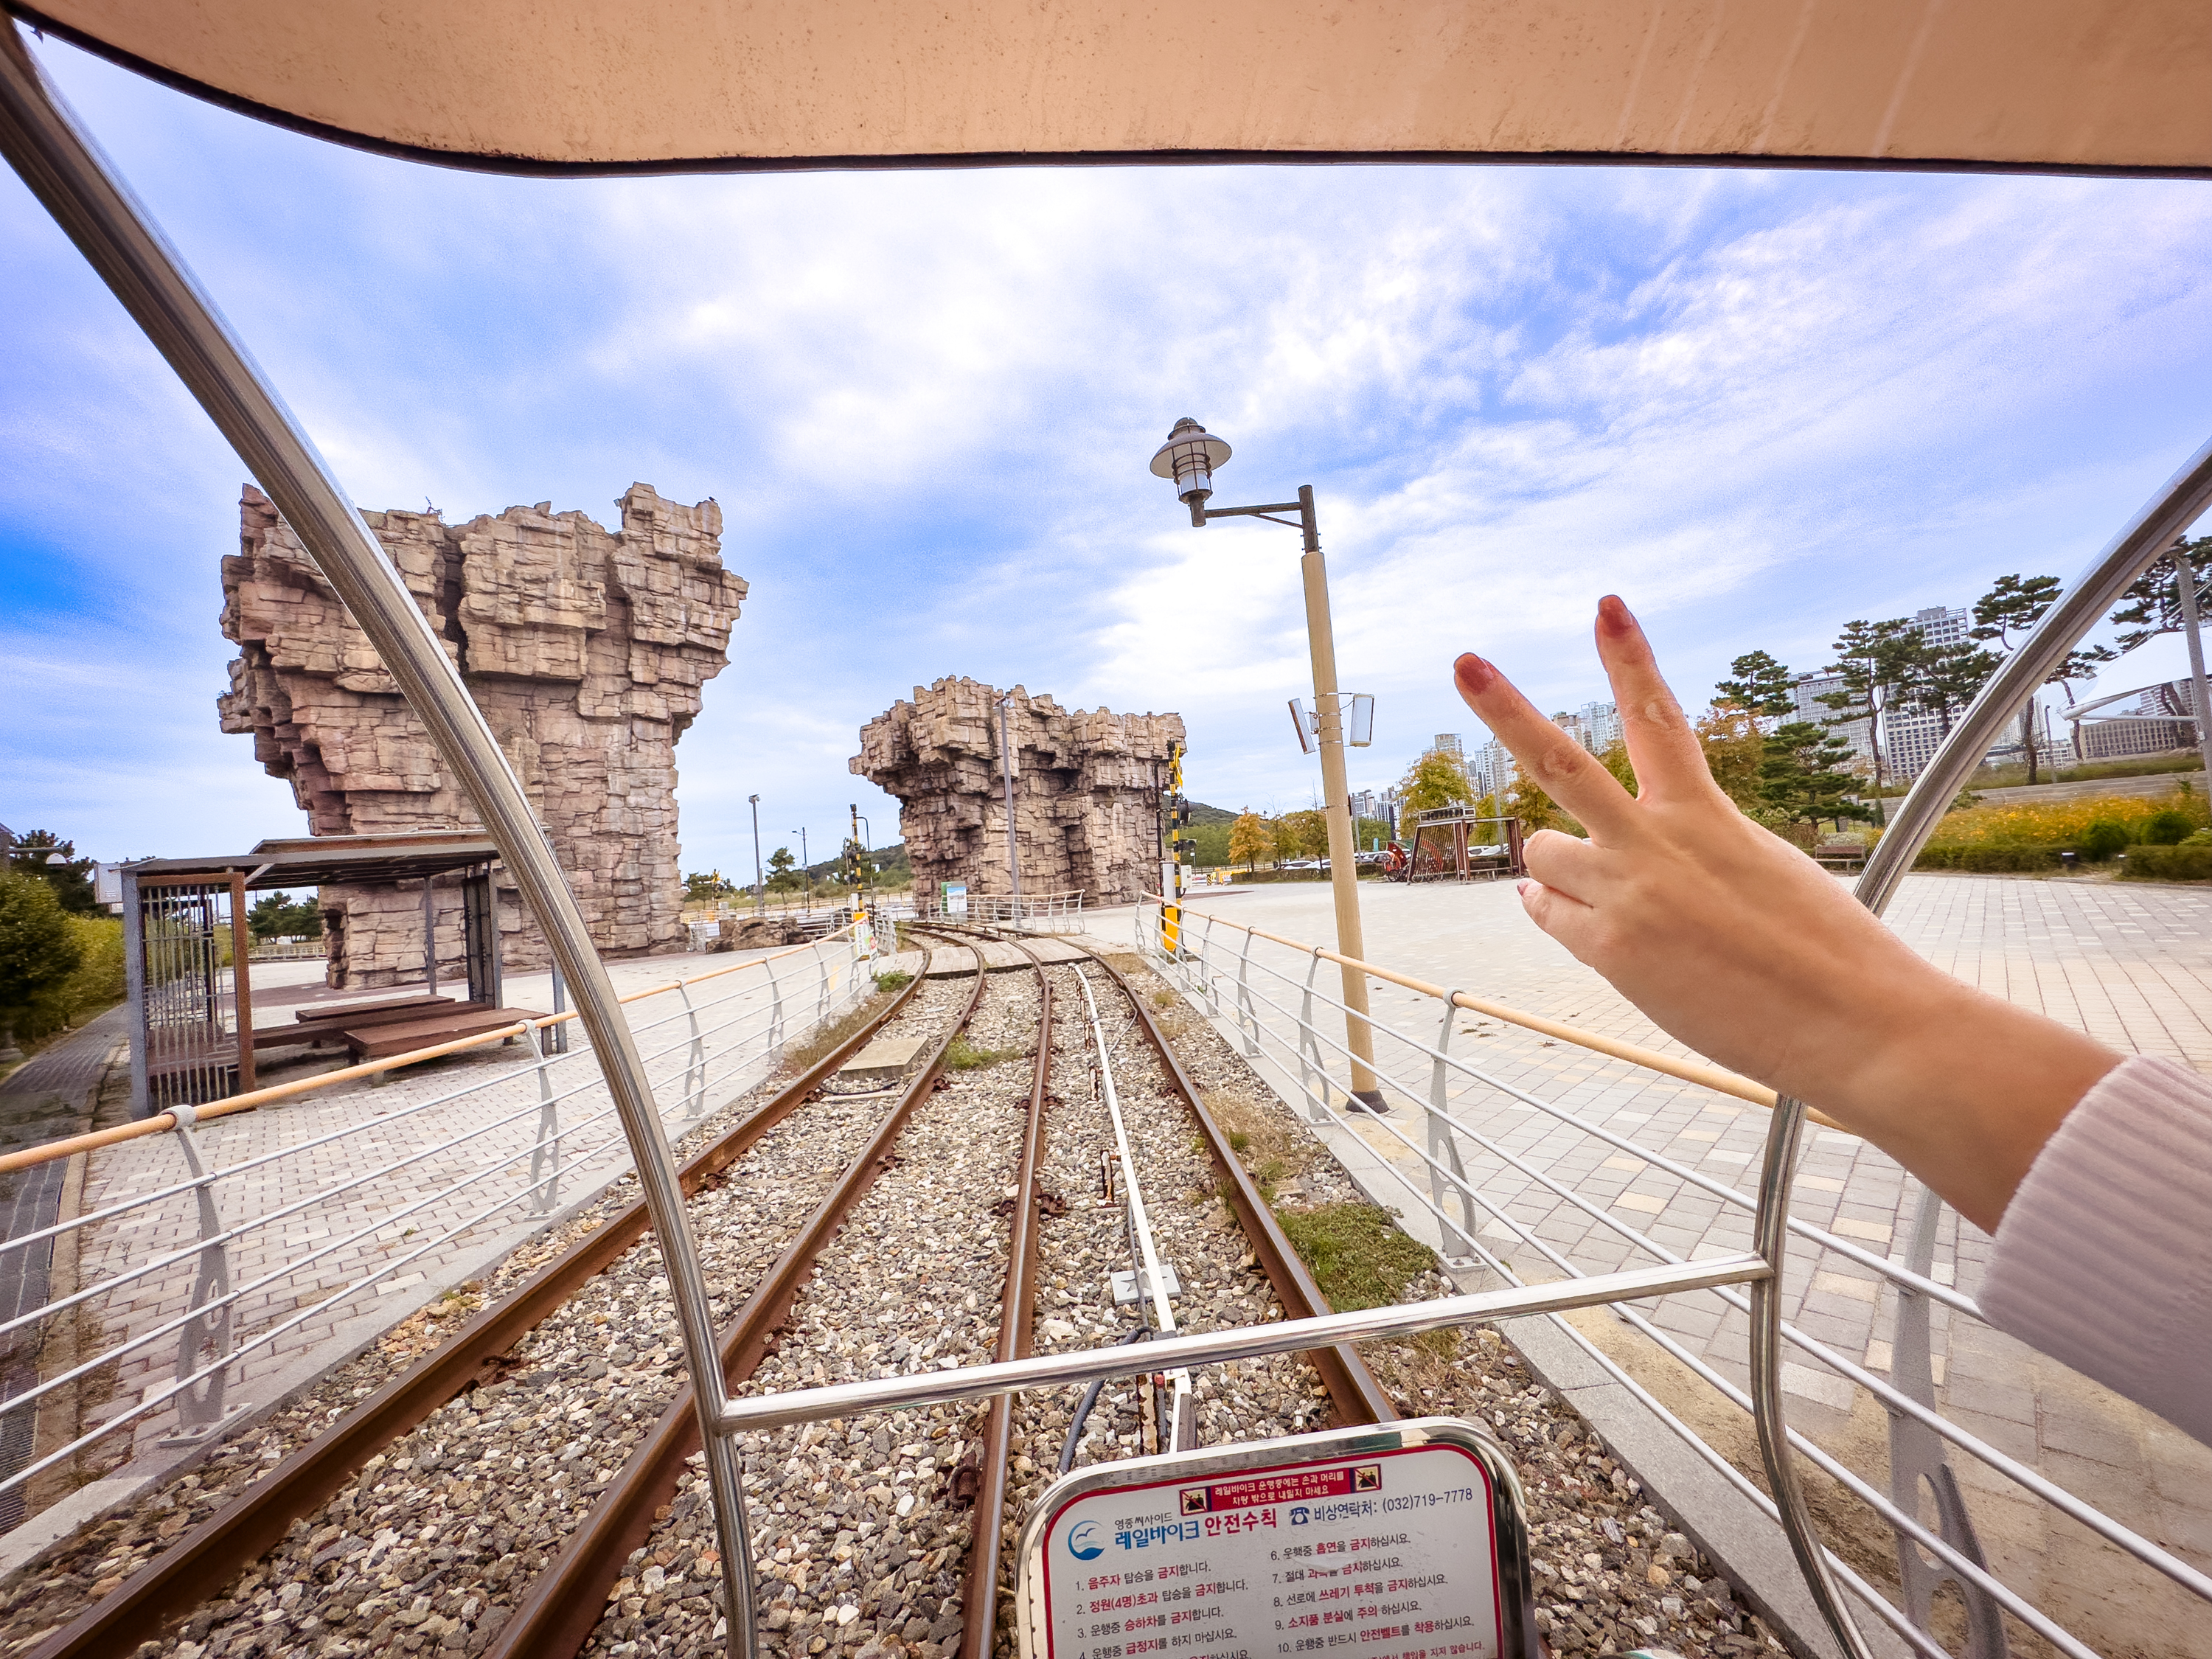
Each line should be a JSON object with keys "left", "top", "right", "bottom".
{"left": 17, "top": 928, "right": 1405, "bottom": 1659}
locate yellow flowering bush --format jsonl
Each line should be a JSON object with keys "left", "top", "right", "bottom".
{"left": 1908, "top": 788, "right": 2206, "bottom": 849}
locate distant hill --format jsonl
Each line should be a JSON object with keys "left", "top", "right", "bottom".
{"left": 1186, "top": 801, "right": 1238, "bottom": 826}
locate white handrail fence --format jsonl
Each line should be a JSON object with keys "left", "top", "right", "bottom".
{"left": 1135, "top": 899, "right": 2211, "bottom": 1659}
{"left": 0, "top": 919, "right": 896, "bottom": 1522}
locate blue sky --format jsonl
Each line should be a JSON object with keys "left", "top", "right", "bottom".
{"left": 4, "top": 34, "right": 2210, "bottom": 878}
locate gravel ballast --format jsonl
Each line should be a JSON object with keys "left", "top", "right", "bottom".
{"left": 0, "top": 942, "right": 1801, "bottom": 1659}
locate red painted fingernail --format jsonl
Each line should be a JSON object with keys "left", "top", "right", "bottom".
{"left": 1596, "top": 594, "right": 1636, "bottom": 636}
{"left": 1454, "top": 653, "right": 1496, "bottom": 695}
{"left": 1516, "top": 879, "right": 1534, "bottom": 897}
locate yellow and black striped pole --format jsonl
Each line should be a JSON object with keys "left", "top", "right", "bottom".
{"left": 1161, "top": 742, "right": 1186, "bottom": 956}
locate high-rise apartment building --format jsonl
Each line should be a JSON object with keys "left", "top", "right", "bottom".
{"left": 1790, "top": 671, "right": 1874, "bottom": 767}
{"left": 1433, "top": 733, "right": 1464, "bottom": 759}
{"left": 1470, "top": 739, "right": 1514, "bottom": 802}
{"left": 1577, "top": 700, "right": 1623, "bottom": 751}
{"left": 1910, "top": 604, "right": 1975, "bottom": 650}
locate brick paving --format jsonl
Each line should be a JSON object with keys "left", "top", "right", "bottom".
{"left": 1124, "top": 872, "right": 2212, "bottom": 1654}
{"left": 28, "top": 936, "right": 873, "bottom": 1507}
{"left": 0, "top": 1005, "right": 129, "bottom": 1530}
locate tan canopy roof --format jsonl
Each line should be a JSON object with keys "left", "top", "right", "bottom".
{"left": 15, "top": 0, "right": 2210, "bottom": 175}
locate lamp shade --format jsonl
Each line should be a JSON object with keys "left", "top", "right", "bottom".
{"left": 1150, "top": 418, "right": 1232, "bottom": 507}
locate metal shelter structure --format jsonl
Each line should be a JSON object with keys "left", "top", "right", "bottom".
{"left": 1407, "top": 806, "right": 1526, "bottom": 883}
{"left": 121, "top": 831, "right": 504, "bottom": 1119}
{"left": 3, "top": 7, "right": 2211, "bottom": 1655}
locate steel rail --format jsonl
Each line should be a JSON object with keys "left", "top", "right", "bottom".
{"left": 1150, "top": 900, "right": 1844, "bottom": 1128}
{"left": 0, "top": 925, "right": 860, "bottom": 1178}
{"left": 1054, "top": 936, "right": 1401, "bottom": 1427}
{"left": 1163, "top": 899, "right": 2212, "bottom": 1631}
{"left": 1185, "top": 919, "right": 1978, "bottom": 1314}
{"left": 955, "top": 938, "right": 1054, "bottom": 1659}
{"left": 709, "top": 1254, "right": 1770, "bottom": 1434}
{"left": 22, "top": 957, "right": 935, "bottom": 1659}
{"left": 478, "top": 934, "right": 992, "bottom": 1659}
{"left": 0, "top": 958, "right": 876, "bottom": 1460}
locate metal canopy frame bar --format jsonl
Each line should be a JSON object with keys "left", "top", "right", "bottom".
{"left": 6, "top": 16, "right": 2210, "bottom": 1657}
{"left": 0, "top": 23, "right": 758, "bottom": 1652}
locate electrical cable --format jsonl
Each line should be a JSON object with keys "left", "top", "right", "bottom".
{"left": 1055, "top": 1324, "right": 1154, "bottom": 1475}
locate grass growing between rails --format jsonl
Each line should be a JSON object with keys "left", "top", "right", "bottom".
{"left": 944, "top": 1034, "right": 1024, "bottom": 1070}
{"left": 776, "top": 986, "right": 900, "bottom": 1080}
{"left": 1206, "top": 1089, "right": 1315, "bottom": 1199}
{"left": 1277, "top": 1203, "right": 1440, "bottom": 1311}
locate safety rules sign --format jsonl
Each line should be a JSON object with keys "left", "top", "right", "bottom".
{"left": 1015, "top": 1420, "right": 1534, "bottom": 1659}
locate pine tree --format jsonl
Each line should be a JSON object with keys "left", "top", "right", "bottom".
{"left": 1714, "top": 652, "right": 1795, "bottom": 725}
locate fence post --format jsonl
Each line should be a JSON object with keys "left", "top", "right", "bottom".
{"left": 1426, "top": 995, "right": 1481, "bottom": 1264}
{"left": 1295, "top": 947, "right": 1330, "bottom": 1124}
{"left": 677, "top": 981, "right": 707, "bottom": 1119}
{"left": 1887, "top": 1184, "right": 2007, "bottom": 1656}
{"left": 1196, "top": 914, "right": 1223, "bottom": 1018}
{"left": 1232, "top": 929, "right": 1263, "bottom": 1059}
{"left": 765, "top": 955, "right": 788, "bottom": 1068}
{"left": 156, "top": 1104, "right": 239, "bottom": 1446}
{"left": 526, "top": 1020, "right": 563, "bottom": 1214}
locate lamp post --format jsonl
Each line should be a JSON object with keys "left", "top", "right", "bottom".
{"left": 1150, "top": 418, "right": 1388, "bottom": 1113}
{"left": 790, "top": 827, "right": 810, "bottom": 914}
{"left": 748, "top": 794, "right": 764, "bottom": 917}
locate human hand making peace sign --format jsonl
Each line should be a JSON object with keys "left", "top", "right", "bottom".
{"left": 1451, "top": 596, "right": 2118, "bottom": 1234}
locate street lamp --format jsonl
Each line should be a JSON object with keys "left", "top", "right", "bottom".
{"left": 1150, "top": 418, "right": 1388, "bottom": 1113}
{"left": 748, "top": 794, "right": 764, "bottom": 917}
{"left": 790, "top": 827, "right": 811, "bottom": 914}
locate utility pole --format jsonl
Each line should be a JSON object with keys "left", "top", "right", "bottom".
{"left": 748, "top": 793, "right": 763, "bottom": 917}
{"left": 791, "top": 827, "right": 810, "bottom": 914}
{"left": 999, "top": 689, "right": 1023, "bottom": 918}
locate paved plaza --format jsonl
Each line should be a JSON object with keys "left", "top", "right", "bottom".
{"left": 1119, "top": 872, "right": 2212, "bottom": 1654}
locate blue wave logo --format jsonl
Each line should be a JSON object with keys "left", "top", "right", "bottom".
{"left": 1068, "top": 1521, "right": 1105, "bottom": 1561}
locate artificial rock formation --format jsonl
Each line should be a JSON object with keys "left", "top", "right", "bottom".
{"left": 220, "top": 483, "right": 745, "bottom": 984}
{"left": 852, "top": 678, "right": 1183, "bottom": 907}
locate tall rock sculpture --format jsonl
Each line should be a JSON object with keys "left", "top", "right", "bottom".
{"left": 219, "top": 483, "right": 745, "bottom": 984}
{"left": 852, "top": 678, "right": 1184, "bottom": 907}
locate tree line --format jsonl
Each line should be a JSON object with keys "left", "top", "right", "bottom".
{"left": 1403, "top": 540, "right": 2208, "bottom": 837}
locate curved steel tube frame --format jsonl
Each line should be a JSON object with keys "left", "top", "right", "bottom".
{"left": 0, "top": 24, "right": 759, "bottom": 1657}
{"left": 6, "top": 18, "right": 2211, "bottom": 1652}
{"left": 1747, "top": 431, "right": 2212, "bottom": 1658}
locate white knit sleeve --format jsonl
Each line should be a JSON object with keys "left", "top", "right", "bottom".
{"left": 1981, "top": 1054, "right": 2212, "bottom": 1444}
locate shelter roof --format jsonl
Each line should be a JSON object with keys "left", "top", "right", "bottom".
{"left": 125, "top": 830, "right": 501, "bottom": 890}
{"left": 18, "top": 1, "right": 2210, "bottom": 177}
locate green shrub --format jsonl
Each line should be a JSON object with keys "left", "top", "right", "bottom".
{"left": 872, "top": 969, "right": 912, "bottom": 993}
{"left": 1275, "top": 1203, "right": 1438, "bottom": 1312}
{"left": 1912, "top": 844, "right": 2063, "bottom": 873}
{"left": 0, "top": 874, "right": 108, "bottom": 1046}
{"left": 2120, "top": 844, "right": 2212, "bottom": 882}
{"left": 2142, "top": 810, "right": 2197, "bottom": 846}
{"left": 2080, "top": 819, "right": 2130, "bottom": 861}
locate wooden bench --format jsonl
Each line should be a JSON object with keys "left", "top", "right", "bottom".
{"left": 294, "top": 992, "right": 451, "bottom": 1023}
{"left": 343, "top": 1006, "right": 536, "bottom": 1063}
{"left": 255, "top": 995, "right": 467, "bottom": 1051}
